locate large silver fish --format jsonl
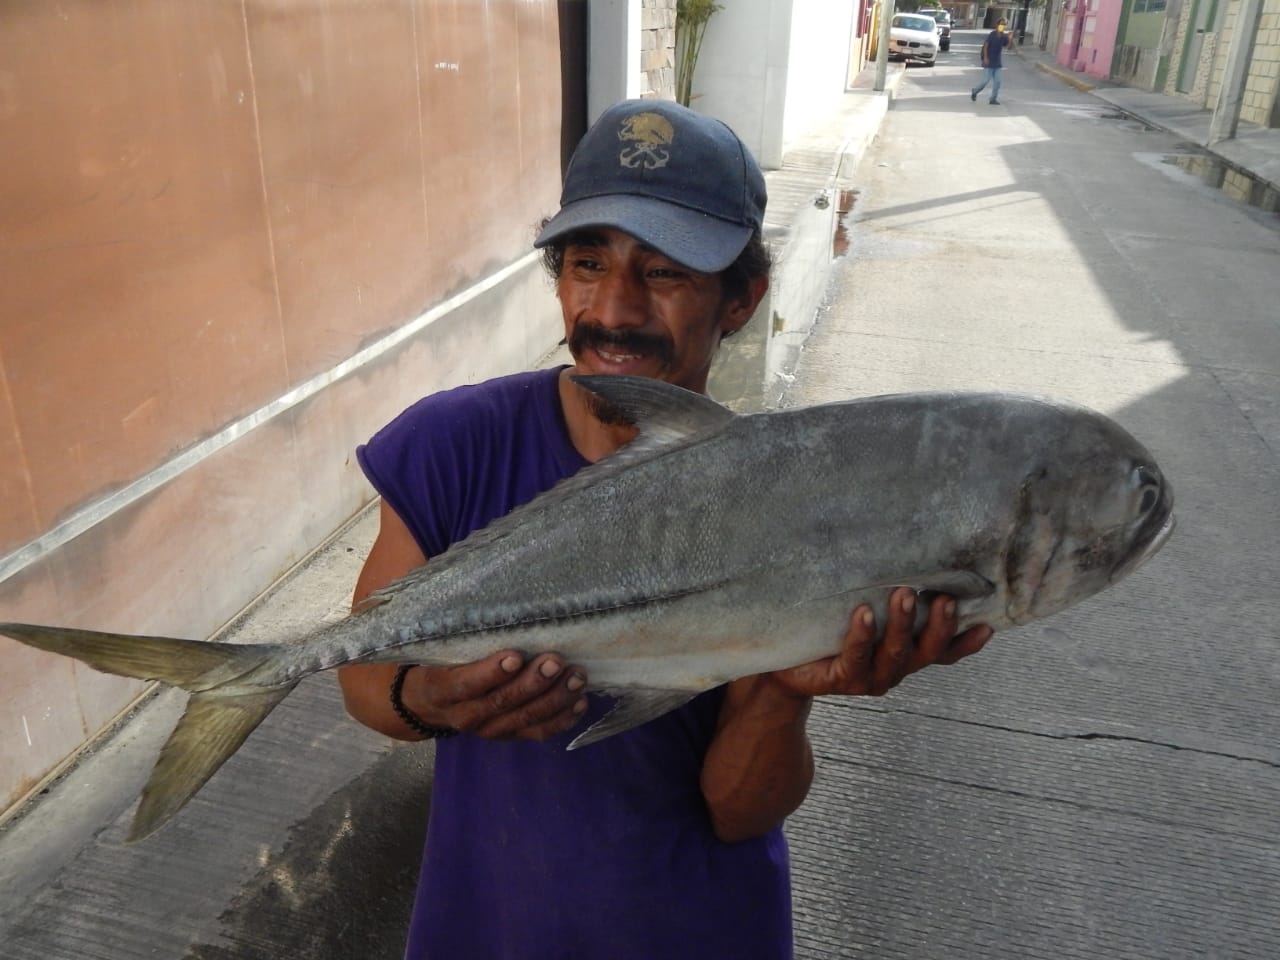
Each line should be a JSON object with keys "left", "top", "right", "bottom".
{"left": 1, "top": 375, "right": 1174, "bottom": 840}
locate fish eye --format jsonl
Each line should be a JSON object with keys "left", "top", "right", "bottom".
{"left": 1133, "top": 464, "right": 1161, "bottom": 515}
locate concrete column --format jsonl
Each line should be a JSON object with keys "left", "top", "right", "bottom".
{"left": 588, "top": 0, "right": 642, "bottom": 123}
{"left": 875, "top": 0, "right": 895, "bottom": 91}
{"left": 1207, "top": 0, "right": 1265, "bottom": 144}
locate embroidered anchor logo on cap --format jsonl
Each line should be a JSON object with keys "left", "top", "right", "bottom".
{"left": 618, "top": 113, "right": 675, "bottom": 170}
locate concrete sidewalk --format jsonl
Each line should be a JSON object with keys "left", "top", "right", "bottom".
{"left": 711, "top": 60, "right": 907, "bottom": 410}
{"left": 1012, "top": 41, "right": 1280, "bottom": 193}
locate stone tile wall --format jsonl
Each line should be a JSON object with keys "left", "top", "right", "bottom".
{"left": 642, "top": 0, "right": 677, "bottom": 99}
{"left": 1241, "top": 0, "right": 1280, "bottom": 126}
{"left": 1204, "top": 0, "right": 1280, "bottom": 125}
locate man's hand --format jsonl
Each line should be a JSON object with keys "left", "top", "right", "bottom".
{"left": 701, "top": 588, "right": 990, "bottom": 841}
{"left": 339, "top": 500, "right": 589, "bottom": 743}
{"left": 765, "top": 586, "right": 993, "bottom": 699}
{"left": 398, "top": 651, "right": 589, "bottom": 741}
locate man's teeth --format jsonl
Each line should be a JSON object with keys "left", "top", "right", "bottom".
{"left": 599, "top": 347, "right": 641, "bottom": 361}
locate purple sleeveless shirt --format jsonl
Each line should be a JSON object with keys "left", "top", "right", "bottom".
{"left": 357, "top": 367, "right": 794, "bottom": 959}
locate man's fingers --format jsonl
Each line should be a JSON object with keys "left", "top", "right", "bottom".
{"left": 913, "top": 593, "right": 959, "bottom": 665}
{"left": 868, "top": 588, "right": 917, "bottom": 693}
{"left": 435, "top": 649, "right": 527, "bottom": 704}
{"left": 936, "top": 625, "right": 994, "bottom": 665}
{"left": 413, "top": 651, "right": 587, "bottom": 739}
{"left": 841, "top": 605, "right": 877, "bottom": 673}
{"left": 471, "top": 676, "right": 589, "bottom": 740}
{"left": 479, "top": 654, "right": 566, "bottom": 715}
{"left": 445, "top": 653, "right": 588, "bottom": 738}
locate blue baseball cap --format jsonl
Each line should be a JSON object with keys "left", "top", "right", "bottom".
{"left": 534, "top": 99, "right": 767, "bottom": 274}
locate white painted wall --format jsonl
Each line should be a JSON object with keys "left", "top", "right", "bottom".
{"left": 685, "top": 0, "right": 794, "bottom": 168}
{"left": 781, "top": 0, "right": 857, "bottom": 148}
{"left": 680, "top": 0, "right": 855, "bottom": 169}
{"left": 584, "top": 0, "right": 856, "bottom": 168}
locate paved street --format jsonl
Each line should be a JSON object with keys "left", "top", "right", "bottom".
{"left": 786, "top": 34, "right": 1280, "bottom": 960}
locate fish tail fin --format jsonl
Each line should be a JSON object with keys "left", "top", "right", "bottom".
{"left": 0, "top": 622, "right": 281, "bottom": 689}
{"left": 129, "top": 684, "right": 297, "bottom": 841}
{"left": 0, "top": 622, "right": 295, "bottom": 840}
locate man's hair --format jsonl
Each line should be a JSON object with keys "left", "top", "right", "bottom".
{"left": 537, "top": 222, "right": 773, "bottom": 307}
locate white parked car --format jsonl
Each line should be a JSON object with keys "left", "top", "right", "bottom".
{"left": 889, "top": 14, "right": 939, "bottom": 67}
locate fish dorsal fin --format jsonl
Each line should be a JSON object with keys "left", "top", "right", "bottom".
{"left": 570, "top": 374, "right": 736, "bottom": 457}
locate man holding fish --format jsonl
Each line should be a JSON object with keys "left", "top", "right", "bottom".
{"left": 338, "top": 99, "right": 993, "bottom": 959}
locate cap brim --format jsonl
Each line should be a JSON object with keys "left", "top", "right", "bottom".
{"left": 534, "top": 195, "right": 752, "bottom": 274}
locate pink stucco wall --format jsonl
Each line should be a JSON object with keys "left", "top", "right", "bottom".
{"left": 1056, "top": 0, "right": 1124, "bottom": 77}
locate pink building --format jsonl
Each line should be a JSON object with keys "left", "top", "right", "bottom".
{"left": 1056, "top": 0, "right": 1125, "bottom": 78}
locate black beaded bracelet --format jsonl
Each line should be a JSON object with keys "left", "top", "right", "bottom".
{"left": 390, "top": 664, "right": 459, "bottom": 740}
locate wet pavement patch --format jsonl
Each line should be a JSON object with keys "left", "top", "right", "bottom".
{"left": 182, "top": 747, "right": 432, "bottom": 960}
{"left": 1139, "top": 148, "right": 1280, "bottom": 215}
{"left": 1162, "top": 153, "right": 1280, "bottom": 213}
{"left": 832, "top": 188, "right": 860, "bottom": 258}
{"left": 1039, "top": 102, "right": 1156, "bottom": 131}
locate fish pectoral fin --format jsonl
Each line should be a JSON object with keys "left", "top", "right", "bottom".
{"left": 566, "top": 687, "right": 699, "bottom": 750}
{"left": 800, "top": 571, "right": 995, "bottom": 611}
{"left": 128, "top": 684, "right": 298, "bottom": 842}
{"left": 892, "top": 570, "right": 996, "bottom": 600}
{"left": 805, "top": 571, "right": 997, "bottom": 630}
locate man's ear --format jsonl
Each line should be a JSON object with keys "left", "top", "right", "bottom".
{"left": 720, "top": 275, "right": 770, "bottom": 337}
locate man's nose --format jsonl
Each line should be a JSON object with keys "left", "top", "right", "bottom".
{"left": 588, "top": 267, "right": 648, "bottom": 329}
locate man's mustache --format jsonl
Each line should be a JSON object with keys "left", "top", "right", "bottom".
{"left": 568, "top": 323, "right": 674, "bottom": 368}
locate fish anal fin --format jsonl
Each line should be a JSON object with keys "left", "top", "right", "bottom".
{"left": 128, "top": 684, "right": 296, "bottom": 841}
{"left": 567, "top": 688, "right": 699, "bottom": 750}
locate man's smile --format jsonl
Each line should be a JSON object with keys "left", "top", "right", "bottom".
{"left": 569, "top": 322, "right": 675, "bottom": 370}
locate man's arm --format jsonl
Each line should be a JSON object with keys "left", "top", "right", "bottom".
{"left": 337, "top": 500, "right": 588, "bottom": 741}
{"left": 700, "top": 588, "right": 992, "bottom": 843}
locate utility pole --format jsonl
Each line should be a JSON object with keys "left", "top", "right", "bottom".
{"left": 874, "top": 0, "right": 895, "bottom": 91}
{"left": 1207, "top": 0, "right": 1265, "bottom": 144}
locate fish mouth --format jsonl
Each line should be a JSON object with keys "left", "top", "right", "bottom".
{"left": 1111, "top": 510, "right": 1175, "bottom": 583}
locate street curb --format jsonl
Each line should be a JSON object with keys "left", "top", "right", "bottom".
{"left": 1033, "top": 60, "right": 1097, "bottom": 93}
{"left": 710, "top": 65, "right": 902, "bottom": 411}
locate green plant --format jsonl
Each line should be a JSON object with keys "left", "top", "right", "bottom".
{"left": 675, "top": 0, "right": 722, "bottom": 106}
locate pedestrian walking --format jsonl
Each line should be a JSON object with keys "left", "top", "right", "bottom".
{"left": 971, "top": 18, "right": 1014, "bottom": 104}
